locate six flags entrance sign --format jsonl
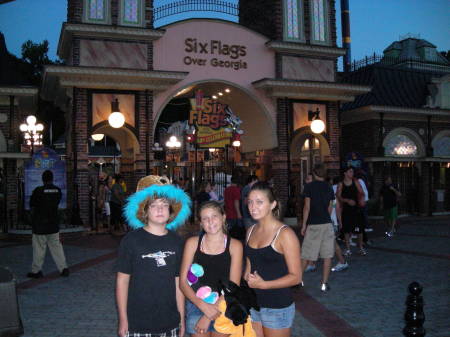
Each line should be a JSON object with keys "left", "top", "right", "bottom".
{"left": 189, "top": 90, "right": 237, "bottom": 148}
{"left": 183, "top": 38, "right": 248, "bottom": 71}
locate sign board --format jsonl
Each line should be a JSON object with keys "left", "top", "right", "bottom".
{"left": 24, "top": 148, "right": 67, "bottom": 210}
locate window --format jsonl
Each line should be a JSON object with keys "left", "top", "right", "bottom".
{"left": 84, "top": 0, "right": 110, "bottom": 24}
{"left": 310, "top": 0, "right": 329, "bottom": 44}
{"left": 120, "top": 0, "right": 144, "bottom": 26}
{"left": 433, "top": 136, "right": 450, "bottom": 157}
{"left": 284, "top": 0, "right": 305, "bottom": 41}
{"left": 385, "top": 135, "right": 418, "bottom": 156}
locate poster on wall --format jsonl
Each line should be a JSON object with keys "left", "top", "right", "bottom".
{"left": 293, "top": 103, "right": 327, "bottom": 132}
{"left": 188, "top": 90, "right": 244, "bottom": 148}
{"left": 24, "top": 148, "right": 67, "bottom": 210}
{"left": 92, "top": 93, "right": 135, "bottom": 128}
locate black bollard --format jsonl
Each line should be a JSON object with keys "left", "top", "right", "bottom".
{"left": 403, "top": 282, "right": 426, "bottom": 337}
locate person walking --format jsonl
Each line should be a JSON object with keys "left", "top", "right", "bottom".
{"left": 300, "top": 164, "right": 335, "bottom": 291}
{"left": 330, "top": 177, "right": 348, "bottom": 272}
{"left": 241, "top": 175, "right": 258, "bottom": 229}
{"left": 27, "top": 170, "right": 69, "bottom": 278}
{"left": 380, "top": 176, "right": 402, "bottom": 237}
{"left": 116, "top": 175, "right": 191, "bottom": 337}
{"left": 245, "top": 182, "right": 301, "bottom": 337}
{"left": 110, "top": 174, "right": 125, "bottom": 233}
{"left": 180, "top": 201, "right": 243, "bottom": 336}
{"left": 224, "top": 176, "right": 243, "bottom": 239}
{"left": 337, "top": 167, "right": 366, "bottom": 256}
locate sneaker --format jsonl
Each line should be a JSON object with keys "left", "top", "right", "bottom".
{"left": 60, "top": 268, "right": 70, "bottom": 277}
{"left": 343, "top": 249, "right": 352, "bottom": 257}
{"left": 385, "top": 231, "right": 394, "bottom": 238}
{"left": 358, "top": 248, "right": 367, "bottom": 256}
{"left": 320, "top": 283, "right": 330, "bottom": 292}
{"left": 27, "top": 271, "right": 43, "bottom": 279}
{"left": 305, "top": 265, "right": 316, "bottom": 272}
{"left": 332, "top": 262, "right": 349, "bottom": 272}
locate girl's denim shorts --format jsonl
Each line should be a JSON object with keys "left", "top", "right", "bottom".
{"left": 250, "top": 303, "right": 295, "bottom": 329}
{"left": 185, "top": 300, "right": 216, "bottom": 334}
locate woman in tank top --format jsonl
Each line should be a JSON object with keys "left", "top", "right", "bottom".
{"left": 244, "top": 182, "right": 301, "bottom": 337}
{"left": 180, "top": 201, "right": 243, "bottom": 337}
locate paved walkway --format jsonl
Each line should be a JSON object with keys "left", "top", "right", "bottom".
{"left": 0, "top": 218, "right": 449, "bottom": 337}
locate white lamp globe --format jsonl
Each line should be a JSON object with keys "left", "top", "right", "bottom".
{"left": 310, "top": 119, "right": 325, "bottom": 134}
{"left": 36, "top": 123, "right": 44, "bottom": 132}
{"left": 109, "top": 112, "right": 125, "bottom": 128}
{"left": 26, "top": 115, "right": 36, "bottom": 125}
{"left": 232, "top": 140, "right": 241, "bottom": 147}
{"left": 19, "top": 123, "right": 28, "bottom": 132}
{"left": 91, "top": 133, "right": 104, "bottom": 141}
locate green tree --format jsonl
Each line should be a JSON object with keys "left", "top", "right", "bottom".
{"left": 21, "top": 39, "right": 53, "bottom": 84}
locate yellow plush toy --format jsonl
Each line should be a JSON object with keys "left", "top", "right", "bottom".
{"left": 214, "top": 300, "right": 256, "bottom": 337}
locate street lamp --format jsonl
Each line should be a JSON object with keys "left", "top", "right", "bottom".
{"left": 19, "top": 115, "right": 44, "bottom": 155}
{"left": 307, "top": 108, "right": 325, "bottom": 172}
{"left": 108, "top": 98, "right": 125, "bottom": 128}
{"left": 165, "top": 136, "right": 181, "bottom": 181}
{"left": 91, "top": 133, "right": 104, "bottom": 141}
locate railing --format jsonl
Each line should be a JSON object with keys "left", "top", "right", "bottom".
{"left": 153, "top": 0, "right": 239, "bottom": 22}
{"left": 350, "top": 53, "right": 450, "bottom": 73}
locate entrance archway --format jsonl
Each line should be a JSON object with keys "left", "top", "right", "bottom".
{"left": 154, "top": 80, "right": 277, "bottom": 153}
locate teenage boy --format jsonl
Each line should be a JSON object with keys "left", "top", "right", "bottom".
{"left": 116, "top": 175, "right": 192, "bottom": 337}
{"left": 301, "top": 164, "right": 335, "bottom": 292}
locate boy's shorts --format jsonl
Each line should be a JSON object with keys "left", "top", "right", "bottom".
{"left": 384, "top": 206, "right": 398, "bottom": 221}
{"left": 250, "top": 303, "right": 295, "bottom": 329}
{"left": 302, "top": 223, "right": 335, "bottom": 261}
{"left": 185, "top": 300, "right": 216, "bottom": 334}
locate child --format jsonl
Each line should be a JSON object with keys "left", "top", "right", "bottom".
{"left": 245, "top": 182, "right": 301, "bottom": 337}
{"left": 180, "top": 201, "right": 243, "bottom": 336}
{"left": 116, "top": 175, "right": 191, "bottom": 337}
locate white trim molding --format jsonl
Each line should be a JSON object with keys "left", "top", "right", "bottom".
{"left": 252, "top": 78, "right": 371, "bottom": 102}
{"left": 43, "top": 65, "right": 188, "bottom": 91}
{"left": 57, "top": 22, "right": 165, "bottom": 60}
{"left": 0, "top": 86, "right": 38, "bottom": 96}
{"left": 266, "top": 41, "right": 345, "bottom": 58}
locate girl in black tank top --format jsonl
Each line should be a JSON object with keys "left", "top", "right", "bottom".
{"left": 179, "top": 201, "right": 243, "bottom": 336}
{"left": 244, "top": 182, "right": 301, "bottom": 336}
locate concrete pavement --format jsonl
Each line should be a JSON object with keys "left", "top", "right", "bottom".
{"left": 0, "top": 217, "right": 449, "bottom": 337}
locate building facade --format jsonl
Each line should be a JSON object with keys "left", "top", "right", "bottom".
{"left": 36, "top": 0, "right": 370, "bottom": 227}
{"left": 340, "top": 37, "right": 450, "bottom": 215}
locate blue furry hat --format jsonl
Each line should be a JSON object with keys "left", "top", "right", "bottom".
{"left": 124, "top": 175, "right": 191, "bottom": 230}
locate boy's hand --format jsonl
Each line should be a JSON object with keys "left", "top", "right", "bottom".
{"left": 199, "top": 302, "right": 220, "bottom": 320}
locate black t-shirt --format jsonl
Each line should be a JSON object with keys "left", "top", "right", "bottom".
{"left": 30, "top": 183, "right": 62, "bottom": 234}
{"left": 116, "top": 228, "right": 184, "bottom": 333}
{"left": 303, "top": 181, "right": 334, "bottom": 225}
{"left": 381, "top": 184, "right": 397, "bottom": 209}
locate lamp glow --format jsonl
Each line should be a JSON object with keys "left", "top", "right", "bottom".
{"left": 19, "top": 123, "right": 28, "bottom": 132}
{"left": 26, "top": 115, "right": 36, "bottom": 125}
{"left": 92, "top": 133, "right": 105, "bottom": 141}
{"left": 109, "top": 112, "right": 125, "bottom": 128}
{"left": 310, "top": 119, "right": 325, "bottom": 134}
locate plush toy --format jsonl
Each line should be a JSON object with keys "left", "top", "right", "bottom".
{"left": 220, "top": 279, "right": 259, "bottom": 326}
{"left": 214, "top": 300, "right": 256, "bottom": 337}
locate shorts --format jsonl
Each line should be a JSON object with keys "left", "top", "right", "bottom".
{"left": 384, "top": 206, "right": 398, "bottom": 221}
{"left": 302, "top": 223, "right": 335, "bottom": 261}
{"left": 126, "top": 326, "right": 179, "bottom": 337}
{"left": 185, "top": 300, "right": 216, "bottom": 334}
{"left": 250, "top": 303, "right": 295, "bottom": 329}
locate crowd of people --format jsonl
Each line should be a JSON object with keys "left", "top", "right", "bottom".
{"left": 26, "top": 164, "right": 402, "bottom": 337}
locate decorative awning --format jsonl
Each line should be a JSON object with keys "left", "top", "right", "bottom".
{"left": 58, "top": 23, "right": 165, "bottom": 60}
{"left": 252, "top": 78, "right": 371, "bottom": 102}
{"left": 43, "top": 65, "right": 188, "bottom": 92}
{"left": 266, "top": 41, "right": 346, "bottom": 58}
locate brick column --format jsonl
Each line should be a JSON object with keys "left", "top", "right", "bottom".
{"left": 273, "top": 98, "right": 290, "bottom": 216}
{"left": 324, "top": 101, "right": 340, "bottom": 176}
{"left": 72, "top": 88, "right": 90, "bottom": 227}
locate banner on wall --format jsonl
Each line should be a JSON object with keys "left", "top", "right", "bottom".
{"left": 188, "top": 90, "right": 241, "bottom": 148}
{"left": 24, "top": 148, "right": 67, "bottom": 210}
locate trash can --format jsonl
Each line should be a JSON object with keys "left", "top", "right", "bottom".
{"left": 0, "top": 267, "right": 23, "bottom": 336}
